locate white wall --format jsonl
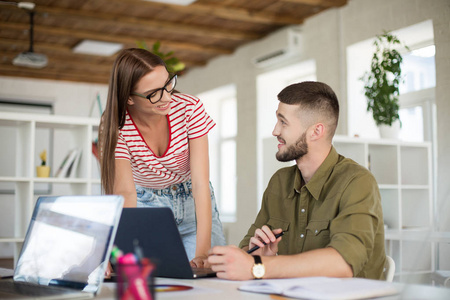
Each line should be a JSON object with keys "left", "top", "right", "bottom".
{"left": 0, "top": 77, "right": 108, "bottom": 118}
{"left": 177, "top": 0, "right": 450, "bottom": 254}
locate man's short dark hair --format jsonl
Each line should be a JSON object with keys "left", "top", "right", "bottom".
{"left": 277, "top": 81, "right": 339, "bottom": 138}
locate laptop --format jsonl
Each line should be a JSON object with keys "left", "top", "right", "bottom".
{"left": 114, "top": 207, "right": 216, "bottom": 279}
{"left": 0, "top": 195, "right": 124, "bottom": 299}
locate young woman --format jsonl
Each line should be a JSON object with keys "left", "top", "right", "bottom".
{"left": 99, "top": 48, "right": 226, "bottom": 267}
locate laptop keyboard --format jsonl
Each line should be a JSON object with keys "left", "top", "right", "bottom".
{"left": 0, "top": 280, "right": 81, "bottom": 297}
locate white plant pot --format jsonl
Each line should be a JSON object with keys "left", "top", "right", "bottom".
{"left": 378, "top": 121, "right": 400, "bottom": 140}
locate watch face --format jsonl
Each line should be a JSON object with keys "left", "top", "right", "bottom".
{"left": 252, "top": 264, "right": 265, "bottom": 279}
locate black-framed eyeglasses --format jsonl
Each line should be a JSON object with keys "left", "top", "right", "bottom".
{"left": 131, "top": 74, "right": 177, "bottom": 104}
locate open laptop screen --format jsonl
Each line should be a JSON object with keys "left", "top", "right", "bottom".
{"left": 13, "top": 195, "right": 123, "bottom": 293}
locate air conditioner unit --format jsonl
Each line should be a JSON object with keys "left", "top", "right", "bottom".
{"left": 252, "top": 29, "right": 303, "bottom": 68}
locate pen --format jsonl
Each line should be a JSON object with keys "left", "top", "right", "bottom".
{"left": 133, "top": 239, "right": 144, "bottom": 262}
{"left": 247, "top": 231, "right": 284, "bottom": 254}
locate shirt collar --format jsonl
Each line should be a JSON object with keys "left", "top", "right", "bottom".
{"left": 293, "top": 146, "right": 339, "bottom": 201}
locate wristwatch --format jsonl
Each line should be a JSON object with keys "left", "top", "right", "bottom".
{"left": 251, "top": 255, "right": 265, "bottom": 279}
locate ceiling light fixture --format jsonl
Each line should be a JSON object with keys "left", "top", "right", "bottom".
{"left": 7, "top": 1, "right": 49, "bottom": 68}
{"left": 72, "top": 40, "right": 123, "bottom": 56}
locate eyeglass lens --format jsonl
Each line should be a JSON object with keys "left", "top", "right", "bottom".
{"left": 148, "top": 75, "right": 177, "bottom": 103}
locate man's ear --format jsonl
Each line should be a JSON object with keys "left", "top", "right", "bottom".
{"left": 310, "top": 123, "right": 325, "bottom": 140}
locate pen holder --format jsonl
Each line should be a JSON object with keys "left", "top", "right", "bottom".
{"left": 116, "top": 259, "right": 155, "bottom": 300}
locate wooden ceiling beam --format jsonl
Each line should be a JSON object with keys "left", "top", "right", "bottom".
{"left": 0, "top": 51, "right": 113, "bottom": 74}
{"left": 0, "top": 21, "right": 231, "bottom": 56}
{"left": 188, "top": 3, "right": 303, "bottom": 25}
{"left": 0, "top": 37, "right": 205, "bottom": 68}
{"left": 28, "top": 5, "right": 261, "bottom": 41}
{"left": 115, "top": 0, "right": 304, "bottom": 25}
{"left": 0, "top": 37, "right": 74, "bottom": 53}
{"left": 280, "top": 0, "right": 347, "bottom": 7}
{"left": 0, "top": 64, "right": 110, "bottom": 84}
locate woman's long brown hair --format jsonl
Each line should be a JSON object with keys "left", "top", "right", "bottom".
{"left": 99, "top": 48, "right": 166, "bottom": 194}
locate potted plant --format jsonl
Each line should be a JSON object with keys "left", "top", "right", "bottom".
{"left": 360, "top": 31, "right": 409, "bottom": 139}
{"left": 36, "top": 149, "right": 50, "bottom": 177}
{"left": 137, "top": 41, "right": 185, "bottom": 74}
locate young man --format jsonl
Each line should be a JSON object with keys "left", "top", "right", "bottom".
{"left": 208, "top": 81, "right": 386, "bottom": 280}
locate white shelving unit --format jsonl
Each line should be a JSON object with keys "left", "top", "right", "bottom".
{"left": 333, "top": 135, "right": 435, "bottom": 283}
{"left": 0, "top": 112, "right": 100, "bottom": 262}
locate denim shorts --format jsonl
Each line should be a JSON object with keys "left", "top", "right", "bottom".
{"left": 136, "top": 179, "right": 226, "bottom": 261}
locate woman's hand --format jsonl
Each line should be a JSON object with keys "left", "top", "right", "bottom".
{"left": 190, "top": 255, "right": 210, "bottom": 268}
{"left": 105, "top": 262, "right": 113, "bottom": 279}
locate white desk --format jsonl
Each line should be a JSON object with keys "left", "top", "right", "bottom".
{"left": 96, "top": 277, "right": 450, "bottom": 300}
{"left": 98, "top": 278, "right": 264, "bottom": 300}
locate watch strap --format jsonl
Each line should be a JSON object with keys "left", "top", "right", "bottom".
{"left": 253, "top": 255, "right": 262, "bottom": 264}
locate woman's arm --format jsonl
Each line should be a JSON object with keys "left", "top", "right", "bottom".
{"left": 189, "top": 135, "right": 212, "bottom": 266}
{"left": 113, "top": 159, "right": 137, "bottom": 207}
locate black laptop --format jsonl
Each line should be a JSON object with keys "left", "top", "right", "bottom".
{"left": 0, "top": 195, "right": 124, "bottom": 299}
{"left": 114, "top": 207, "right": 216, "bottom": 279}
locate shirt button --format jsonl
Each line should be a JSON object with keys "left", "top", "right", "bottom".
{"left": 300, "top": 234, "right": 305, "bottom": 238}
{"left": 301, "top": 208, "right": 305, "bottom": 213}
{"left": 315, "top": 230, "right": 318, "bottom": 234}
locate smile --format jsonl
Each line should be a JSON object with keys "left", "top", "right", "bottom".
{"left": 156, "top": 103, "right": 170, "bottom": 110}
{"left": 277, "top": 137, "right": 285, "bottom": 149}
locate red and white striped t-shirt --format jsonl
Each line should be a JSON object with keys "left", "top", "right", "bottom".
{"left": 115, "top": 93, "right": 215, "bottom": 189}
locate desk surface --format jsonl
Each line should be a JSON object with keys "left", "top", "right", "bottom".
{"left": 96, "top": 277, "right": 450, "bottom": 300}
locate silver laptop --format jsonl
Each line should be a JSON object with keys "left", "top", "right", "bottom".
{"left": 0, "top": 195, "right": 124, "bottom": 299}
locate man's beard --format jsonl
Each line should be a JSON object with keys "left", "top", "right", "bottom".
{"left": 276, "top": 131, "right": 308, "bottom": 162}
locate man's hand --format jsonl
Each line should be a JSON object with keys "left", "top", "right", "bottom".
{"left": 190, "top": 255, "right": 210, "bottom": 268}
{"left": 249, "top": 226, "right": 283, "bottom": 256}
{"left": 208, "top": 245, "right": 254, "bottom": 280}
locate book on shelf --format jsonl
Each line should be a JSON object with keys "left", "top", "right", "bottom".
{"left": 68, "top": 150, "right": 82, "bottom": 178}
{"left": 238, "top": 277, "right": 399, "bottom": 300}
{"left": 55, "top": 148, "right": 80, "bottom": 178}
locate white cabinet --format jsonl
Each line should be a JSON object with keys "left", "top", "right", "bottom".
{"left": 0, "top": 112, "right": 100, "bottom": 262}
{"left": 333, "top": 136, "right": 435, "bottom": 283}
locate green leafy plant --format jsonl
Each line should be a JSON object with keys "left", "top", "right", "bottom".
{"left": 360, "top": 31, "right": 409, "bottom": 127}
{"left": 137, "top": 40, "right": 185, "bottom": 74}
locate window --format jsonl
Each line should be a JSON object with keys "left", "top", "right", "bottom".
{"left": 347, "top": 20, "right": 435, "bottom": 142}
{"left": 400, "top": 45, "right": 436, "bottom": 94}
{"left": 197, "top": 85, "right": 237, "bottom": 221}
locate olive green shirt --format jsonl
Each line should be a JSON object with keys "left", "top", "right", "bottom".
{"left": 239, "top": 146, "right": 386, "bottom": 279}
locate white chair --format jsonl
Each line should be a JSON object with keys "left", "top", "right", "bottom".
{"left": 384, "top": 255, "right": 395, "bottom": 282}
{"left": 432, "top": 271, "right": 450, "bottom": 287}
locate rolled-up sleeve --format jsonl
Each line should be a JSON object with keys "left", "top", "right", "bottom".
{"left": 328, "top": 172, "right": 381, "bottom": 276}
